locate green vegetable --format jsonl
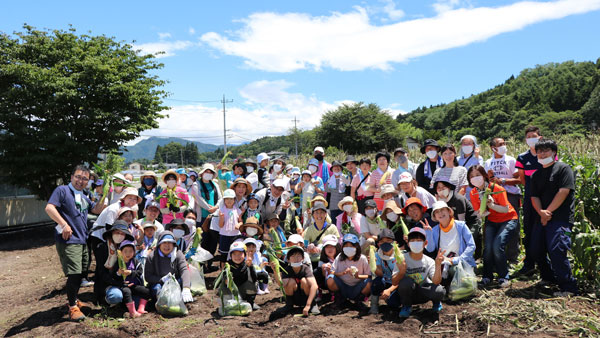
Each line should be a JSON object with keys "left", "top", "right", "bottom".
{"left": 368, "top": 245, "right": 377, "bottom": 275}
{"left": 270, "top": 228, "right": 282, "bottom": 251}
{"left": 220, "top": 151, "right": 232, "bottom": 165}
{"left": 191, "top": 228, "right": 202, "bottom": 251}
{"left": 393, "top": 242, "right": 404, "bottom": 265}
{"left": 116, "top": 250, "right": 127, "bottom": 280}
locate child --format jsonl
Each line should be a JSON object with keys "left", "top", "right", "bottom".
{"left": 144, "top": 231, "right": 193, "bottom": 303}
{"left": 182, "top": 209, "right": 198, "bottom": 248}
{"left": 273, "top": 246, "right": 320, "bottom": 316}
{"left": 118, "top": 206, "right": 142, "bottom": 243}
{"left": 392, "top": 227, "right": 445, "bottom": 318}
{"left": 369, "top": 229, "right": 399, "bottom": 314}
{"left": 295, "top": 168, "right": 323, "bottom": 219}
{"left": 326, "top": 234, "right": 372, "bottom": 308}
{"left": 256, "top": 152, "right": 270, "bottom": 189}
{"left": 243, "top": 237, "right": 269, "bottom": 294}
{"left": 218, "top": 189, "right": 242, "bottom": 265}
{"left": 263, "top": 212, "right": 286, "bottom": 246}
{"left": 222, "top": 241, "right": 260, "bottom": 310}
{"left": 241, "top": 193, "right": 261, "bottom": 224}
{"left": 165, "top": 219, "right": 190, "bottom": 254}
{"left": 240, "top": 216, "right": 263, "bottom": 239}
{"left": 314, "top": 235, "right": 340, "bottom": 298}
{"left": 359, "top": 199, "right": 384, "bottom": 252}
{"left": 109, "top": 240, "right": 151, "bottom": 318}
{"left": 381, "top": 200, "right": 405, "bottom": 246}
{"left": 97, "top": 221, "right": 135, "bottom": 306}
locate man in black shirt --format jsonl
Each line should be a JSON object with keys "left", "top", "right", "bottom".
{"left": 416, "top": 139, "right": 442, "bottom": 195}
{"left": 530, "top": 139, "right": 578, "bottom": 296}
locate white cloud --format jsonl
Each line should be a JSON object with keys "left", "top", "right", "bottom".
{"left": 158, "top": 32, "right": 172, "bottom": 40}
{"left": 381, "top": 0, "right": 405, "bottom": 20}
{"left": 134, "top": 40, "right": 194, "bottom": 58}
{"left": 432, "top": 0, "right": 468, "bottom": 13}
{"left": 201, "top": 0, "right": 600, "bottom": 72}
{"left": 189, "top": 27, "right": 196, "bottom": 35}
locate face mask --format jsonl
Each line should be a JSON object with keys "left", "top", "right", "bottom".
{"left": 315, "top": 154, "right": 324, "bottom": 161}
{"left": 438, "top": 188, "right": 450, "bottom": 198}
{"left": 309, "top": 166, "right": 317, "bottom": 174}
{"left": 202, "top": 173, "right": 213, "bottom": 181}
{"left": 470, "top": 176, "right": 484, "bottom": 188}
{"left": 245, "top": 227, "right": 258, "bottom": 236}
{"left": 173, "top": 229, "right": 185, "bottom": 239}
{"left": 495, "top": 145, "right": 507, "bottom": 156}
{"left": 343, "top": 204, "right": 353, "bottom": 213}
{"left": 365, "top": 209, "right": 376, "bottom": 218}
{"left": 143, "top": 178, "right": 155, "bottom": 186}
{"left": 292, "top": 174, "right": 300, "bottom": 180}
{"left": 112, "top": 234, "right": 125, "bottom": 244}
{"left": 380, "top": 242, "right": 393, "bottom": 253}
{"left": 246, "top": 166, "right": 254, "bottom": 173}
{"left": 408, "top": 241, "right": 424, "bottom": 253}
{"left": 462, "top": 145, "right": 473, "bottom": 155}
{"left": 290, "top": 261, "right": 303, "bottom": 268}
{"left": 526, "top": 137, "right": 540, "bottom": 148}
{"left": 186, "top": 178, "right": 193, "bottom": 186}
{"left": 426, "top": 150, "right": 438, "bottom": 159}
{"left": 343, "top": 247, "right": 356, "bottom": 257}
{"left": 166, "top": 180, "right": 177, "bottom": 188}
{"left": 538, "top": 156, "right": 554, "bottom": 166}
{"left": 333, "top": 171, "right": 341, "bottom": 177}
{"left": 396, "top": 155, "right": 408, "bottom": 164}
{"left": 386, "top": 212, "right": 398, "bottom": 222}
{"left": 184, "top": 218, "right": 196, "bottom": 228}
{"left": 273, "top": 164, "right": 282, "bottom": 172}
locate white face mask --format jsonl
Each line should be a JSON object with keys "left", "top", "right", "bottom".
{"left": 202, "top": 173, "right": 213, "bottom": 181}
{"left": 309, "top": 166, "right": 317, "bottom": 174}
{"left": 462, "top": 145, "right": 474, "bottom": 155}
{"left": 184, "top": 218, "right": 196, "bottom": 228}
{"left": 495, "top": 145, "right": 507, "bottom": 156}
{"left": 380, "top": 254, "right": 393, "bottom": 261}
{"left": 343, "top": 204, "right": 353, "bottom": 213}
{"left": 173, "top": 229, "right": 185, "bottom": 239}
{"left": 438, "top": 188, "right": 450, "bottom": 198}
{"left": 273, "top": 164, "right": 282, "bottom": 172}
{"left": 538, "top": 156, "right": 554, "bottom": 166}
{"left": 292, "top": 174, "right": 300, "bottom": 180}
{"left": 386, "top": 212, "right": 398, "bottom": 222}
{"left": 333, "top": 171, "right": 341, "bottom": 177}
{"left": 166, "top": 180, "right": 177, "bottom": 188}
{"left": 426, "top": 150, "right": 438, "bottom": 159}
{"left": 408, "top": 241, "right": 424, "bottom": 253}
{"left": 290, "top": 261, "right": 303, "bottom": 268}
{"left": 246, "top": 166, "right": 254, "bottom": 173}
{"left": 112, "top": 233, "right": 125, "bottom": 244}
{"left": 343, "top": 247, "right": 356, "bottom": 257}
{"left": 526, "top": 137, "right": 540, "bottom": 148}
{"left": 186, "top": 178, "right": 192, "bottom": 186}
{"left": 246, "top": 227, "right": 258, "bottom": 237}
{"left": 470, "top": 176, "right": 484, "bottom": 188}
{"left": 365, "top": 209, "right": 376, "bottom": 218}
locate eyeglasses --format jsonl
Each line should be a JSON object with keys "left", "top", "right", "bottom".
{"left": 73, "top": 175, "right": 90, "bottom": 182}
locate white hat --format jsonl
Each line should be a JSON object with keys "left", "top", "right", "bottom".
{"left": 337, "top": 196, "right": 355, "bottom": 211}
{"left": 120, "top": 187, "right": 142, "bottom": 204}
{"left": 301, "top": 170, "right": 312, "bottom": 176}
{"left": 398, "top": 172, "right": 413, "bottom": 184}
{"left": 287, "top": 234, "right": 304, "bottom": 245}
{"left": 321, "top": 234, "right": 338, "bottom": 248}
{"left": 314, "top": 146, "right": 325, "bottom": 154}
{"left": 380, "top": 184, "right": 398, "bottom": 196}
{"left": 223, "top": 189, "right": 235, "bottom": 199}
{"left": 257, "top": 152, "right": 270, "bottom": 163}
{"left": 431, "top": 200, "right": 453, "bottom": 222}
{"left": 243, "top": 237, "right": 261, "bottom": 248}
{"left": 199, "top": 163, "right": 216, "bottom": 176}
{"left": 113, "top": 173, "right": 130, "bottom": 184}
{"left": 272, "top": 178, "right": 286, "bottom": 189}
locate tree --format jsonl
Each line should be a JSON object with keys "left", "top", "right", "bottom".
{"left": 0, "top": 25, "right": 167, "bottom": 199}
{"left": 317, "top": 103, "right": 407, "bottom": 154}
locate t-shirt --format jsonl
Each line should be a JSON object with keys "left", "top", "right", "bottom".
{"left": 91, "top": 202, "right": 120, "bottom": 241}
{"left": 303, "top": 222, "right": 340, "bottom": 261}
{"left": 391, "top": 162, "right": 417, "bottom": 188}
{"left": 370, "top": 167, "right": 393, "bottom": 200}
{"left": 469, "top": 184, "right": 518, "bottom": 223}
{"left": 360, "top": 216, "right": 385, "bottom": 237}
{"left": 484, "top": 155, "right": 521, "bottom": 195}
{"left": 219, "top": 205, "right": 242, "bottom": 236}
{"left": 351, "top": 171, "right": 374, "bottom": 197}
{"left": 515, "top": 150, "right": 541, "bottom": 197}
{"left": 393, "top": 253, "right": 436, "bottom": 285}
{"left": 397, "top": 186, "right": 437, "bottom": 209}
{"left": 48, "top": 185, "right": 95, "bottom": 245}
{"left": 375, "top": 249, "right": 397, "bottom": 284}
{"left": 439, "top": 224, "right": 460, "bottom": 257}
{"left": 332, "top": 254, "right": 371, "bottom": 286}
{"left": 430, "top": 166, "right": 468, "bottom": 193}
{"left": 282, "top": 262, "right": 314, "bottom": 280}
{"left": 530, "top": 161, "right": 575, "bottom": 224}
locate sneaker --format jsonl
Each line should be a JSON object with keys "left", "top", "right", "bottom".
{"left": 553, "top": 291, "right": 575, "bottom": 297}
{"left": 398, "top": 306, "right": 412, "bottom": 318}
{"left": 263, "top": 286, "right": 270, "bottom": 294}
{"left": 479, "top": 277, "right": 492, "bottom": 286}
{"left": 498, "top": 278, "right": 510, "bottom": 288}
{"left": 252, "top": 303, "right": 261, "bottom": 310}
{"left": 76, "top": 300, "right": 92, "bottom": 310}
{"left": 309, "top": 303, "right": 321, "bottom": 315}
{"left": 80, "top": 279, "right": 94, "bottom": 287}
{"left": 432, "top": 302, "right": 443, "bottom": 313}
{"left": 257, "top": 288, "right": 266, "bottom": 295}
{"left": 69, "top": 306, "right": 86, "bottom": 321}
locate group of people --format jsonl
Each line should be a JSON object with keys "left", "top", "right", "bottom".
{"left": 46, "top": 125, "right": 579, "bottom": 322}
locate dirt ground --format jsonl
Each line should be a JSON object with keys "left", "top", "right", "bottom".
{"left": 1, "top": 228, "right": 599, "bottom": 338}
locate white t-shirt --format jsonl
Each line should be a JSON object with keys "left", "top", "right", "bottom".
{"left": 360, "top": 216, "right": 383, "bottom": 237}
{"left": 484, "top": 155, "right": 521, "bottom": 195}
{"left": 91, "top": 202, "right": 120, "bottom": 240}
{"left": 439, "top": 226, "right": 460, "bottom": 257}
{"left": 393, "top": 252, "right": 436, "bottom": 285}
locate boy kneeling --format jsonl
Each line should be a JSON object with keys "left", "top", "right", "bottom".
{"left": 273, "top": 246, "right": 320, "bottom": 316}
{"left": 392, "top": 227, "right": 445, "bottom": 318}
{"left": 221, "top": 241, "right": 260, "bottom": 310}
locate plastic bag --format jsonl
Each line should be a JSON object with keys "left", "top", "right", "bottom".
{"left": 189, "top": 247, "right": 214, "bottom": 263}
{"left": 448, "top": 260, "right": 477, "bottom": 301}
{"left": 217, "top": 295, "right": 252, "bottom": 316}
{"left": 189, "top": 261, "right": 207, "bottom": 296}
{"left": 156, "top": 273, "right": 189, "bottom": 316}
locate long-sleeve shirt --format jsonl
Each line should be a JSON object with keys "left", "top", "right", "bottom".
{"left": 144, "top": 248, "right": 190, "bottom": 288}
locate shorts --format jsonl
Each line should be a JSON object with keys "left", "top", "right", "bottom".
{"left": 56, "top": 241, "right": 89, "bottom": 276}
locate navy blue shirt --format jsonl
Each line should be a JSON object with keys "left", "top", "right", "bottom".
{"left": 48, "top": 185, "right": 95, "bottom": 245}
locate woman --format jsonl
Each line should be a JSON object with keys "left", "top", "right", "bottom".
{"left": 244, "top": 158, "right": 259, "bottom": 192}
{"left": 231, "top": 177, "right": 252, "bottom": 211}
{"left": 370, "top": 150, "right": 394, "bottom": 210}
{"left": 430, "top": 144, "right": 468, "bottom": 195}
{"left": 457, "top": 135, "right": 483, "bottom": 169}
{"left": 335, "top": 196, "right": 362, "bottom": 237}
{"left": 351, "top": 158, "right": 374, "bottom": 215}
{"left": 158, "top": 169, "right": 190, "bottom": 225}
{"left": 395, "top": 172, "right": 436, "bottom": 209}
{"left": 137, "top": 171, "right": 162, "bottom": 219}
{"left": 467, "top": 165, "right": 518, "bottom": 288}
{"left": 303, "top": 204, "right": 340, "bottom": 266}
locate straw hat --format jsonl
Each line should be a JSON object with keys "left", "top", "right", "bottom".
{"left": 239, "top": 216, "right": 263, "bottom": 235}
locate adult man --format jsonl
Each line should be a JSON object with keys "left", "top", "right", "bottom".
{"left": 530, "top": 138, "right": 578, "bottom": 296}
{"left": 45, "top": 165, "right": 105, "bottom": 321}
{"left": 416, "top": 139, "right": 443, "bottom": 195}
{"left": 256, "top": 179, "right": 290, "bottom": 220}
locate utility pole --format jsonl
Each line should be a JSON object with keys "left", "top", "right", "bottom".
{"left": 221, "top": 94, "right": 233, "bottom": 165}
{"left": 292, "top": 116, "right": 300, "bottom": 158}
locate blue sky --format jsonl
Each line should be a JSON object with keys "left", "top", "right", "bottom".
{"left": 2, "top": 0, "right": 600, "bottom": 146}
